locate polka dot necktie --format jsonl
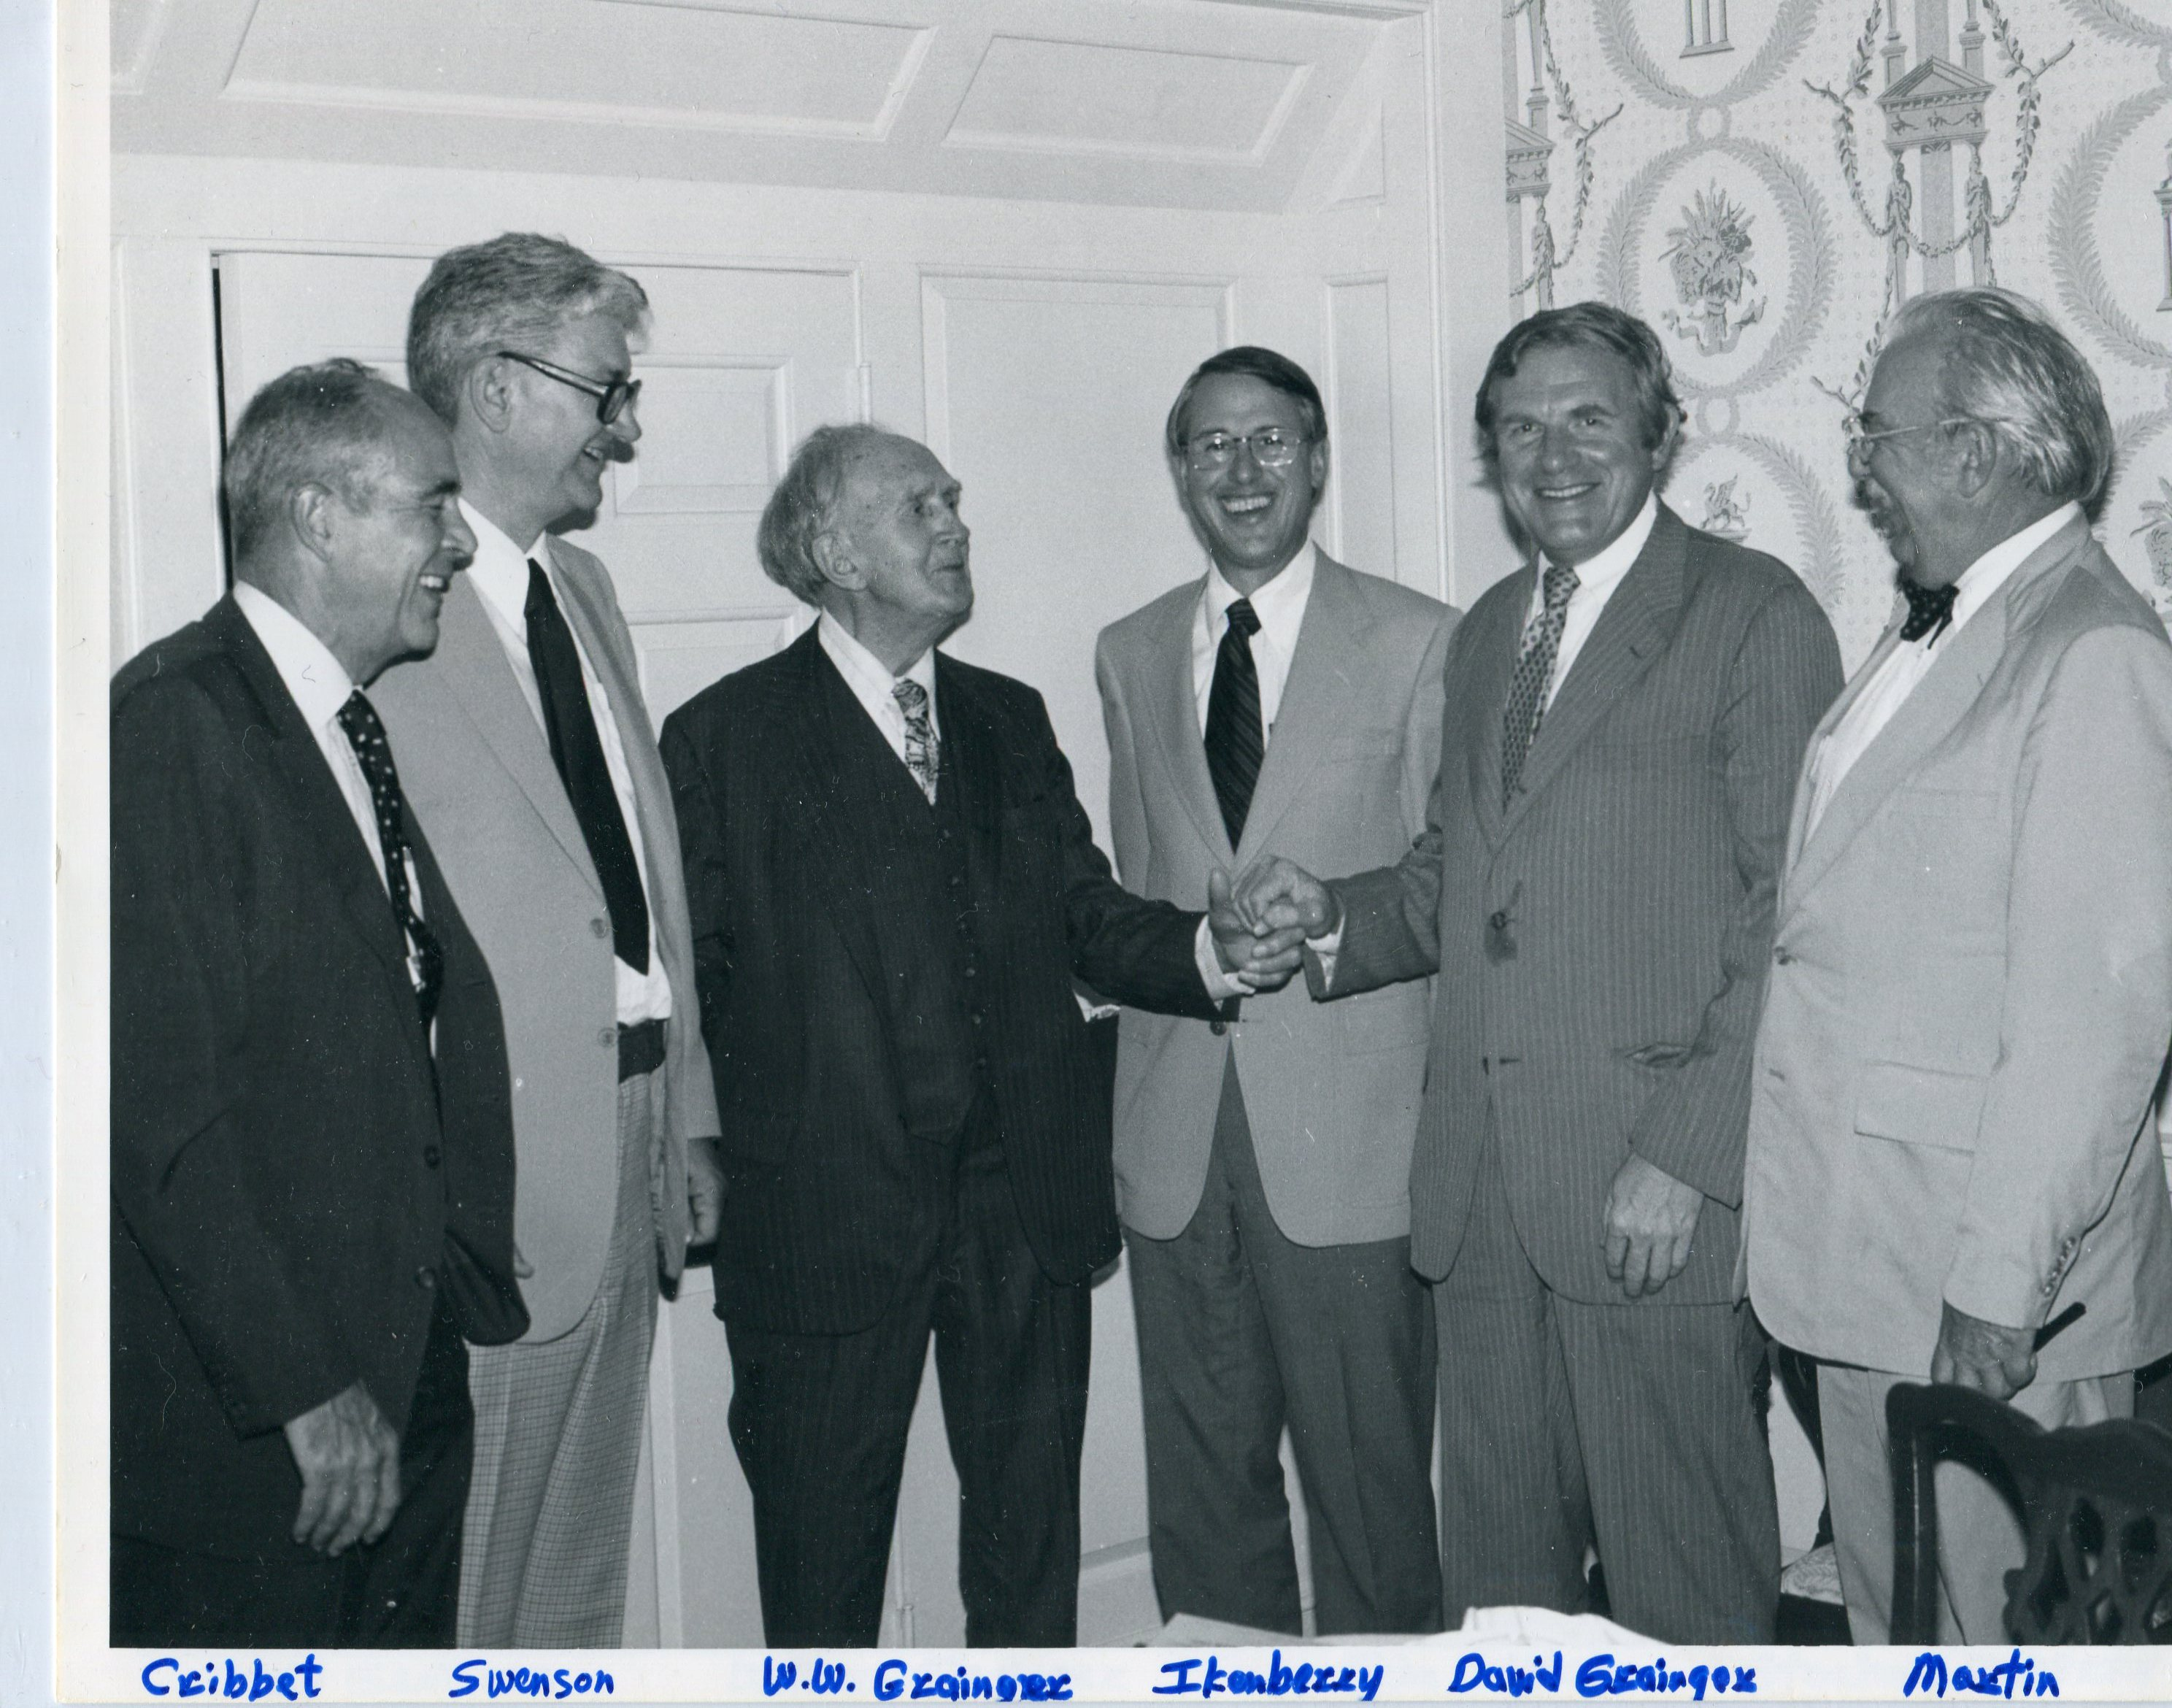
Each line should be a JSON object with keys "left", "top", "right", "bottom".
{"left": 1501, "top": 559, "right": 1580, "bottom": 811}
{"left": 1896, "top": 575, "right": 1959, "bottom": 644}
{"left": 893, "top": 677, "right": 940, "bottom": 803}
{"left": 336, "top": 688, "right": 444, "bottom": 1028}
{"left": 1204, "top": 597, "right": 1264, "bottom": 848}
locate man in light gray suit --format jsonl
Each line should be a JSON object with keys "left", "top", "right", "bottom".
{"left": 371, "top": 233, "right": 723, "bottom": 1646}
{"left": 1242, "top": 304, "right": 1841, "bottom": 1643}
{"left": 1096, "top": 347, "right": 1456, "bottom": 1634}
{"left": 1744, "top": 288, "right": 2172, "bottom": 1643}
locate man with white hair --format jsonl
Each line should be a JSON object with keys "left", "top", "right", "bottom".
{"left": 1744, "top": 286, "right": 2172, "bottom": 1642}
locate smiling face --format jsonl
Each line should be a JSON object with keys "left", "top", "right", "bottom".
{"left": 1175, "top": 372, "right": 1326, "bottom": 585}
{"left": 326, "top": 393, "right": 476, "bottom": 681}
{"left": 823, "top": 435, "right": 974, "bottom": 666}
{"left": 1849, "top": 329, "right": 1953, "bottom": 577}
{"left": 1487, "top": 342, "right": 1674, "bottom": 568}
{"left": 502, "top": 309, "right": 642, "bottom": 530}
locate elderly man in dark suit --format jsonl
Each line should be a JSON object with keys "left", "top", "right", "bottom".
{"left": 1241, "top": 303, "right": 1842, "bottom": 1643}
{"left": 111, "top": 359, "right": 525, "bottom": 1647}
{"left": 659, "top": 423, "right": 1300, "bottom": 1648}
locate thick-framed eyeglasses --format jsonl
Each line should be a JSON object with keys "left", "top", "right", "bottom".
{"left": 496, "top": 350, "right": 642, "bottom": 425}
{"left": 1183, "top": 429, "right": 1308, "bottom": 473}
{"left": 1844, "top": 416, "right": 1979, "bottom": 460}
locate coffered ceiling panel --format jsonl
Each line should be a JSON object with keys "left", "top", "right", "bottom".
{"left": 226, "top": 0, "right": 931, "bottom": 139}
{"left": 112, "top": 0, "right": 1404, "bottom": 212}
{"left": 947, "top": 36, "right": 1305, "bottom": 163}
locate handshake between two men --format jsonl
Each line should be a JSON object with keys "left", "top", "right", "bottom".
{"left": 1202, "top": 858, "right": 1339, "bottom": 990}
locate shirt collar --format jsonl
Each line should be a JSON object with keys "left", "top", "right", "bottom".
{"left": 1204, "top": 542, "right": 1317, "bottom": 649}
{"left": 817, "top": 609, "right": 939, "bottom": 712}
{"left": 461, "top": 498, "right": 547, "bottom": 636}
{"left": 1930, "top": 501, "right": 2082, "bottom": 642}
{"left": 1547, "top": 491, "right": 1658, "bottom": 598}
{"left": 232, "top": 581, "right": 357, "bottom": 729}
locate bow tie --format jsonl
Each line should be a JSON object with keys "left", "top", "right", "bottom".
{"left": 1896, "top": 576, "right": 1959, "bottom": 644}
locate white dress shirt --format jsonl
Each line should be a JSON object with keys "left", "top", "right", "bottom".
{"left": 233, "top": 581, "right": 430, "bottom": 994}
{"left": 817, "top": 609, "right": 940, "bottom": 766}
{"left": 1192, "top": 544, "right": 1318, "bottom": 735}
{"left": 460, "top": 499, "right": 672, "bottom": 1025}
{"left": 1521, "top": 491, "right": 1660, "bottom": 710}
{"left": 1804, "top": 501, "right": 2080, "bottom": 837}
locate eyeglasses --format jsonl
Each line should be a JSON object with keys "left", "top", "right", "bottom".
{"left": 496, "top": 350, "right": 642, "bottom": 426}
{"left": 1182, "top": 429, "right": 1307, "bottom": 474}
{"left": 1844, "top": 416, "right": 1979, "bottom": 459}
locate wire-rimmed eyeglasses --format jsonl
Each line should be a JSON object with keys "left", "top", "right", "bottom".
{"left": 1182, "top": 429, "right": 1309, "bottom": 474}
{"left": 496, "top": 350, "right": 642, "bottom": 426}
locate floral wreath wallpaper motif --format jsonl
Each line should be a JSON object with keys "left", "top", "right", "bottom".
{"left": 1503, "top": 0, "right": 2172, "bottom": 667}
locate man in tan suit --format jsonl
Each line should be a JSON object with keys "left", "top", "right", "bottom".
{"left": 1096, "top": 347, "right": 1457, "bottom": 1634}
{"left": 1744, "top": 287, "right": 2172, "bottom": 1644}
{"left": 371, "top": 233, "right": 723, "bottom": 1645}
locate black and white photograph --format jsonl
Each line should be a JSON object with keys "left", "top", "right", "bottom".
{"left": 34, "top": 0, "right": 2172, "bottom": 1698}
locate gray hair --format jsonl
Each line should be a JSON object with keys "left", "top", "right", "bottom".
{"left": 223, "top": 358, "right": 404, "bottom": 564}
{"left": 1886, "top": 287, "right": 2115, "bottom": 513}
{"left": 406, "top": 232, "right": 650, "bottom": 426}
{"left": 758, "top": 423, "right": 897, "bottom": 606}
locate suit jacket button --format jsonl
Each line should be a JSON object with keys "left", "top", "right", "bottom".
{"left": 423, "top": 1145, "right": 441, "bottom": 1169}
{"left": 591, "top": 918, "right": 609, "bottom": 939}
{"left": 1774, "top": 946, "right": 1794, "bottom": 965}
{"left": 1490, "top": 910, "right": 1509, "bottom": 931}
{"left": 600, "top": 1026, "right": 617, "bottom": 1049}
{"left": 1209, "top": 1020, "right": 1227, "bottom": 1036}
{"left": 415, "top": 1266, "right": 437, "bottom": 1290}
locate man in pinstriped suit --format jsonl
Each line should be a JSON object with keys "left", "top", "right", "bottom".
{"left": 659, "top": 424, "right": 1304, "bottom": 1648}
{"left": 1241, "top": 304, "right": 1841, "bottom": 1643}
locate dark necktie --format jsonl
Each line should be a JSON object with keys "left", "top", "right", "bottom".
{"left": 1204, "top": 597, "right": 1264, "bottom": 848}
{"left": 336, "top": 689, "right": 444, "bottom": 1028}
{"left": 1501, "top": 559, "right": 1580, "bottom": 809}
{"left": 1897, "top": 575, "right": 1959, "bottom": 644}
{"left": 525, "top": 559, "right": 651, "bottom": 972}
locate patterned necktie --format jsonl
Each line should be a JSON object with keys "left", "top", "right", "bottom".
{"left": 1897, "top": 575, "right": 1959, "bottom": 644}
{"left": 525, "top": 559, "right": 651, "bottom": 972}
{"left": 1204, "top": 597, "right": 1264, "bottom": 848}
{"left": 1501, "top": 559, "right": 1580, "bottom": 809}
{"left": 336, "top": 689, "right": 444, "bottom": 1028}
{"left": 893, "top": 677, "right": 939, "bottom": 803}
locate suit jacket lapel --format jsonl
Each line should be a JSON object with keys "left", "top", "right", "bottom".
{"left": 209, "top": 600, "right": 414, "bottom": 988}
{"left": 1235, "top": 555, "right": 1367, "bottom": 864}
{"left": 770, "top": 631, "right": 891, "bottom": 1005}
{"left": 1465, "top": 566, "right": 1530, "bottom": 847}
{"left": 1143, "top": 582, "right": 1234, "bottom": 864}
{"left": 1501, "top": 506, "right": 1687, "bottom": 835}
{"left": 431, "top": 573, "right": 601, "bottom": 895}
{"left": 1783, "top": 518, "right": 2091, "bottom": 910}
{"left": 933, "top": 654, "right": 1006, "bottom": 889}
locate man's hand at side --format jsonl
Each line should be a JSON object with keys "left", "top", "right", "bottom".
{"left": 687, "top": 1135, "right": 725, "bottom": 1247}
{"left": 1931, "top": 1301, "right": 2037, "bottom": 1401}
{"left": 1602, "top": 1153, "right": 1703, "bottom": 1299}
{"left": 284, "top": 1380, "right": 401, "bottom": 1555}
{"left": 1207, "top": 869, "right": 1306, "bottom": 990}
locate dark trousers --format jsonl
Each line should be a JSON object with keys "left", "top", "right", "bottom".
{"left": 1435, "top": 1120, "right": 1779, "bottom": 1644}
{"left": 112, "top": 1299, "right": 472, "bottom": 1647}
{"left": 724, "top": 1120, "right": 1092, "bottom": 1648}
{"left": 1125, "top": 1059, "right": 1441, "bottom": 1636}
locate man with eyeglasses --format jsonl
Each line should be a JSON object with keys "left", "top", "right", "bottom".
{"left": 1743, "top": 287, "right": 2172, "bottom": 1643}
{"left": 1236, "top": 304, "right": 1841, "bottom": 1643}
{"left": 369, "top": 232, "right": 725, "bottom": 1646}
{"left": 1093, "top": 347, "right": 1457, "bottom": 1634}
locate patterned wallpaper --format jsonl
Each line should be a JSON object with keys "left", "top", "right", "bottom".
{"left": 1502, "top": 0, "right": 2172, "bottom": 669}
